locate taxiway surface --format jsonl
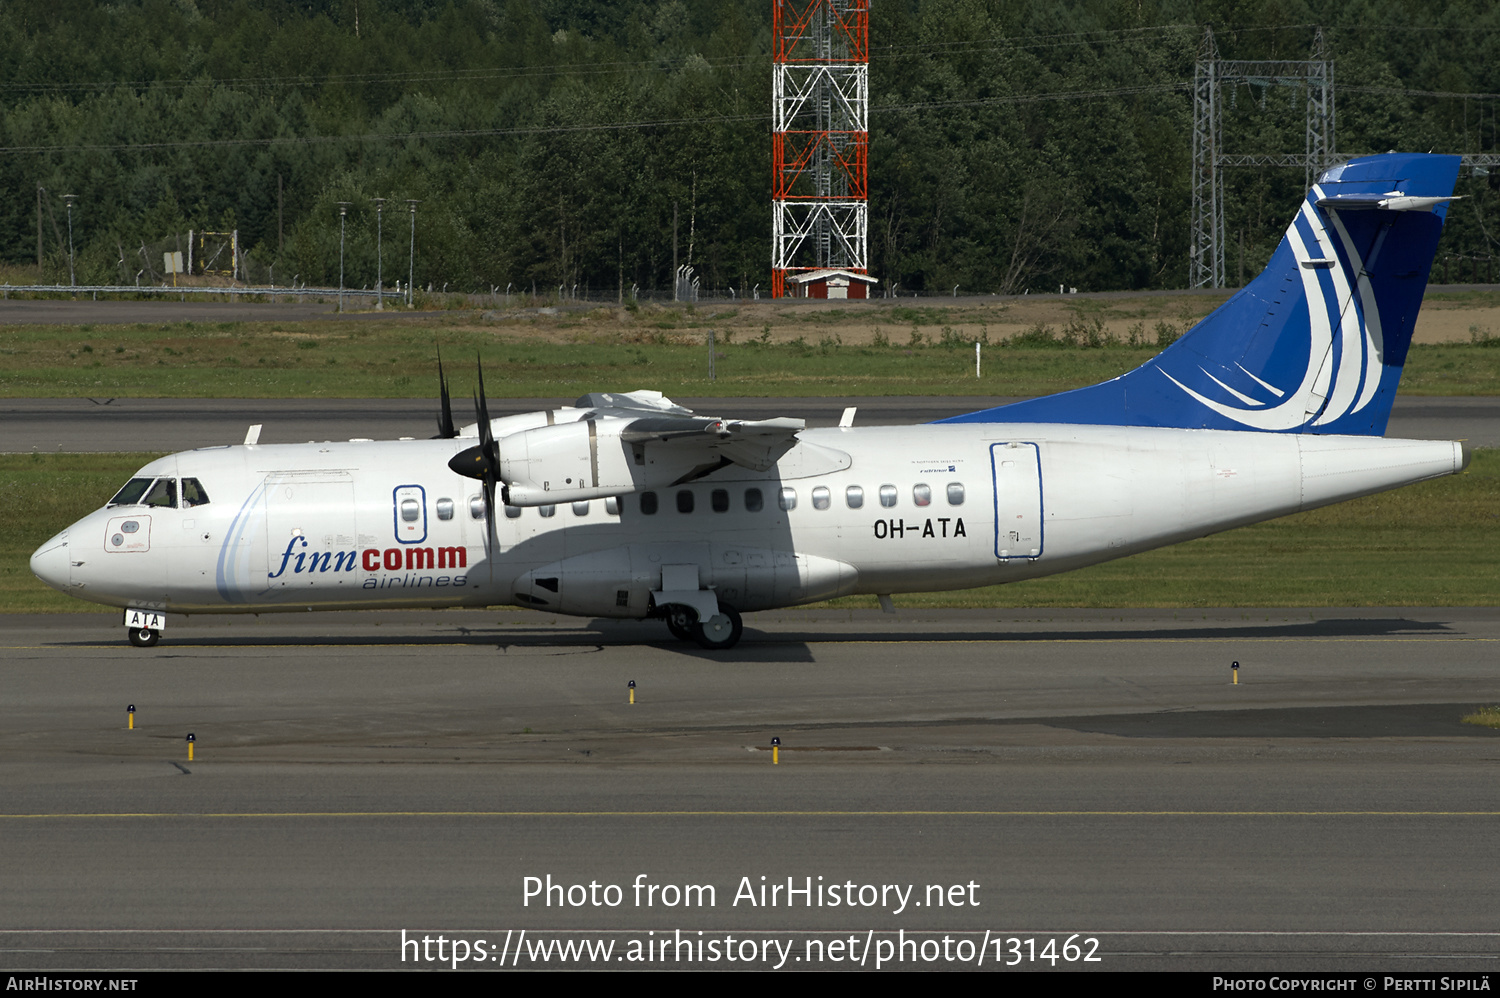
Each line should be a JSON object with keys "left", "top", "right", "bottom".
{"left": 5, "top": 395, "right": 1499, "bottom": 452}
{"left": 2, "top": 607, "right": 1498, "bottom": 971}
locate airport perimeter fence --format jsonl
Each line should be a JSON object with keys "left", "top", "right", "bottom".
{"left": 2, "top": 281, "right": 1117, "bottom": 310}
{"left": 0, "top": 283, "right": 404, "bottom": 305}
{"left": 467, "top": 285, "right": 990, "bottom": 308}
{"left": 0, "top": 284, "right": 845, "bottom": 309}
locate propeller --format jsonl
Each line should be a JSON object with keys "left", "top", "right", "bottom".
{"left": 447, "top": 359, "right": 501, "bottom": 558}
{"left": 432, "top": 348, "right": 457, "bottom": 440}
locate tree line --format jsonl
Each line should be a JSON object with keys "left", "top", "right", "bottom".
{"left": 2, "top": 0, "right": 1497, "bottom": 296}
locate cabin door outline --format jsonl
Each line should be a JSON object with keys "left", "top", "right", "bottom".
{"left": 990, "top": 442, "right": 1044, "bottom": 560}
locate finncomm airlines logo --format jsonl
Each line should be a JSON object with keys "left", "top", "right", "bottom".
{"left": 268, "top": 536, "right": 469, "bottom": 589}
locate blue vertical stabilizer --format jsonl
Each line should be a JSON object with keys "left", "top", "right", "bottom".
{"left": 941, "top": 153, "right": 1462, "bottom": 435}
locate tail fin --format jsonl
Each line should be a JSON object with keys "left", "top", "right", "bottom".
{"left": 942, "top": 153, "right": 1461, "bottom": 435}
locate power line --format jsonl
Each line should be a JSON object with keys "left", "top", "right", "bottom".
{"left": 0, "top": 24, "right": 1209, "bottom": 95}
{"left": 15, "top": 74, "right": 1499, "bottom": 158}
{"left": 0, "top": 82, "right": 1191, "bottom": 156}
{"left": 5, "top": 18, "right": 1500, "bottom": 96}
{"left": 1341, "top": 85, "right": 1500, "bottom": 101}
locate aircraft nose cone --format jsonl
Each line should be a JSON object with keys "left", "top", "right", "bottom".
{"left": 30, "top": 530, "right": 71, "bottom": 592}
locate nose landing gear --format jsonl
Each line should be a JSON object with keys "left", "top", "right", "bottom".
{"left": 127, "top": 627, "right": 160, "bottom": 648}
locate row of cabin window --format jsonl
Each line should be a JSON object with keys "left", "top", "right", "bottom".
{"left": 402, "top": 496, "right": 623, "bottom": 522}
{"left": 443, "top": 496, "right": 623, "bottom": 520}
{"left": 638, "top": 483, "right": 966, "bottom": 514}
{"left": 449, "top": 483, "right": 967, "bottom": 521}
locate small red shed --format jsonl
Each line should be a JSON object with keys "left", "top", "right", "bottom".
{"left": 785, "top": 269, "right": 880, "bottom": 300}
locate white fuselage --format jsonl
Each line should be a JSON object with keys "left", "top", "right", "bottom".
{"left": 31, "top": 423, "right": 1465, "bottom": 618}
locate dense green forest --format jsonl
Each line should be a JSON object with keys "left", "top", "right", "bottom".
{"left": 2, "top": 0, "right": 1498, "bottom": 296}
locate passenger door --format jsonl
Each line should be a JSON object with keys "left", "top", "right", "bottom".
{"left": 989, "top": 442, "right": 1044, "bottom": 560}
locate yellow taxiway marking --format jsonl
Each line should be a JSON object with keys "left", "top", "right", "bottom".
{"left": 4, "top": 810, "right": 1500, "bottom": 819}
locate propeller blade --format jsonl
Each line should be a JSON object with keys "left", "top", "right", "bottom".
{"left": 433, "top": 348, "right": 456, "bottom": 439}
{"left": 473, "top": 356, "right": 500, "bottom": 562}
{"left": 476, "top": 358, "right": 494, "bottom": 451}
{"left": 483, "top": 476, "right": 497, "bottom": 561}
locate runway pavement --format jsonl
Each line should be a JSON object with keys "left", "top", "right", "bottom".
{"left": 5, "top": 394, "right": 1499, "bottom": 452}
{"left": 2, "top": 607, "right": 1499, "bottom": 971}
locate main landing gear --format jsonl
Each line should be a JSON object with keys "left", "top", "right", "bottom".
{"left": 127, "top": 627, "right": 160, "bottom": 648}
{"left": 664, "top": 604, "right": 744, "bottom": 650}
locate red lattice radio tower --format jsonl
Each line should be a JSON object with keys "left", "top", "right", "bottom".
{"left": 771, "top": 0, "right": 869, "bottom": 298}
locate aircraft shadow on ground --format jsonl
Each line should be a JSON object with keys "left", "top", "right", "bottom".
{"left": 54, "top": 615, "right": 1451, "bottom": 661}
{"left": 764, "top": 616, "right": 1459, "bottom": 645}
{"left": 1018, "top": 702, "right": 1500, "bottom": 739}
{"left": 59, "top": 624, "right": 820, "bottom": 662}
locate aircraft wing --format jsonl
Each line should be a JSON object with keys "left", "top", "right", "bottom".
{"left": 617, "top": 415, "right": 806, "bottom": 472}
{"left": 459, "top": 390, "right": 812, "bottom": 504}
{"left": 573, "top": 392, "right": 805, "bottom": 472}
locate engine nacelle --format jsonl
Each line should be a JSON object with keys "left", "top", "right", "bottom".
{"left": 459, "top": 408, "right": 583, "bottom": 440}
{"left": 498, "top": 420, "right": 631, "bottom": 506}
{"left": 498, "top": 418, "right": 712, "bottom": 506}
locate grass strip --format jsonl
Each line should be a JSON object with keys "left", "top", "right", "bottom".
{"left": 1461, "top": 707, "right": 1500, "bottom": 729}
{"left": 3, "top": 318, "right": 1500, "bottom": 397}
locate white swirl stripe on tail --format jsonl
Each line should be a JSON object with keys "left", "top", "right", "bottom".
{"left": 1300, "top": 194, "right": 1370, "bottom": 426}
{"left": 1325, "top": 206, "right": 1387, "bottom": 417}
{"left": 1161, "top": 194, "right": 1380, "bottom": 431}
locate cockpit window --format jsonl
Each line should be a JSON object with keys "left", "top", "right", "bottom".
{"left": 109, "top": 478, "right": 154, "bottom": 506}
{"left": 181, "top": 478, "right": 210, "bottom": 507}
{"left": 143, "top": 478, "right": 177, "bottom": 508}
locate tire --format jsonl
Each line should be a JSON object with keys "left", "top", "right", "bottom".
{"left": 665, "top": 616, "right": 696, "bottom": 642}
{"left": 692, "top": 604, "right": 743, "bottom": 650}
{"left": 127, "top": 627, "right": 160, "bottom": 648}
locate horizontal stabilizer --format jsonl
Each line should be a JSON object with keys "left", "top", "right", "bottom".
{"left": 1315, "top": 192, "right": 1459, "bottom": 212}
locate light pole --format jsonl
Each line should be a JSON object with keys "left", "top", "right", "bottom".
{"left": 336, "top": 201, "right": 352, "bottom": 312}
{"left": 371, "top": 197, "right": 386, "bottom": 310}
{"left": 405, "top": 199, "right": 421, "bottom": 308}
{"left": 61, "top": 194, "right": 78, "bottom": 288}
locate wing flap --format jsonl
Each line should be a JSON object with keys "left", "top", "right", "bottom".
{"left": 619, "top": 415, "right": 806, "bottom": 472}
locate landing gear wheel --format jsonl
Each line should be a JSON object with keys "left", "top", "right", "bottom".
{"left": 692, "top": 604, "right": 743, "bottom": 650}
{"left": 666, "top": 603, "right": 699, "bottom": 642}
{"left": 128, "top": 627, "right": 159, "bottom": 648}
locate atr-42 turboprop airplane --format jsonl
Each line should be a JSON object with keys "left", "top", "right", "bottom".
{"left": 31, "top": 153, "right": 1472, "bottom": 649}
